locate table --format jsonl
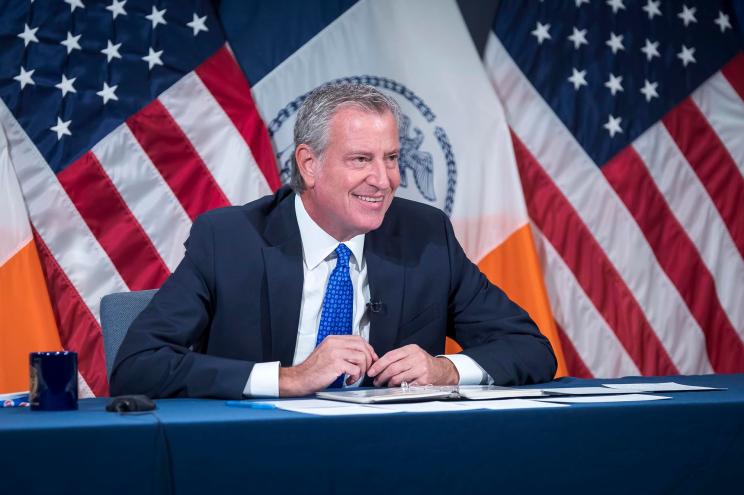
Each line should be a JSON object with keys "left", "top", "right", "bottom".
{"left": 2, "top": 374, "right": 743, "bottom": 494}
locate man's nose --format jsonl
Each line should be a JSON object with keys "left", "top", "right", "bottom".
{"left": 367, "top": 158, "right": 391, "bottom": 189}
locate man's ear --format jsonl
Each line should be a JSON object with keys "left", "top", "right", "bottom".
{"left": 295, "top": 144, "right": 319, "bottom": 189}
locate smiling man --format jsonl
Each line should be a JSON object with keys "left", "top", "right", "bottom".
{"left": 110, "top": 84, "right": 556, "bottom": 399}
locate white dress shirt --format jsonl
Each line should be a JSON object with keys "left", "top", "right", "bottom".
{"left": 244, "top": 195, "right": 490, "bottom": 397}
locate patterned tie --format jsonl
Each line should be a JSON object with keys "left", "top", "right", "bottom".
{"left": 315, "top": 244, "right": 354, "bottom": 388}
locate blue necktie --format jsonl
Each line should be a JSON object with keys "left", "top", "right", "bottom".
{"left": 316, "top": 244, "right": 353, "bottom": 388}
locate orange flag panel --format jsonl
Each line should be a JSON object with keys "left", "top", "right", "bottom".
{"left": 477, "top": 224, "right": 567, "bottom": 378}
{"left": 0, "top": 240, "right": 62, "bottom": 393}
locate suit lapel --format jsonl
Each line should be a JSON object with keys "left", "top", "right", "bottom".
{"left": 262, "top": 190, "right": 304, "bottom": 367}
{"left": 365, "top": 228, "right": 404, "bottom": 358}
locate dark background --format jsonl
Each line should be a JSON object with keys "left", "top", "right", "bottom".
{"left": 457, "top": 0, "right": 499, "bottom": 56}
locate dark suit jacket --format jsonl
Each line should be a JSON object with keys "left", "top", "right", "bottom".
{"left": 110, "top": 187, "right": 556, "bottom": 398}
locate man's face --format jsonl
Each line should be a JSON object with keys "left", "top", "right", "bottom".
{"left": 298, "top": 106, "right": 401, "bottom": 241}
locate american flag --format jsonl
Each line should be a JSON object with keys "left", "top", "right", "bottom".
{"left": 485, "top": 0, "right": 744, "bottom": 377}
{"left": 0, "top": 0, "right": 279, "bottom": 396}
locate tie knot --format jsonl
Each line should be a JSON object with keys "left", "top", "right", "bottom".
{"left": 335, "top": 243, "right": 351, "bottom": 267}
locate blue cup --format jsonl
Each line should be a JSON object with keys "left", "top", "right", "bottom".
{"left": 29, "top": 351, "right": 78, "bottom": 411}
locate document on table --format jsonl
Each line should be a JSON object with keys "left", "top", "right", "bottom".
{"left": 267, "top": 399, "right": 401, "bottom": 415}
{"left": 540, "top": 386, "right": 641, "bottom": 396}
{"left": 448, "top": 399, "right": 568, "bottom": 410}
{"left": 369, "top": 401, "right": 471, "bottom": 413}
{"left": 267, "top": 399, "right": 346, "bottom": 409}
{"left": 226, "top": 399, "right": 348, "bottom": 411}
{"left": 316, "top": 385, "right": 545, "bottom": 403}
{"left": 601, "top": 382, "right": 727, "bottom": 393}
{"left": 316, "top": 387, "right": 455, "bottom": 403}
{"left": 276, "top": 398, "right": 568, "bottom": 415}
{"left": 455, "top": 385, "right": 546, "bottom": 400}
{"left": 277, "top": 404, "right": 400, "bottom": 416}
{"left": 535, "top": 393, "right": 671, "bottom": 404}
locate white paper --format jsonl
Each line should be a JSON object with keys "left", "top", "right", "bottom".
{"left": 601, "top": 382, "right": 724, "bottom": 393}
{"left": 535, "top": 393, "right": 671, "bottom": 404}
{"left": 371, "top": 401, "right": 471, "bottom": 413}
{"left": 270, "top": 399, "right": 350, "bottom": 410}
{"left": 277, "top": 404, "right": 399, "bottom": 416}
{"left": 540, "top": 386, "right": 640, "bottom": 395}
{"left": 456, "top": 386, "right": 546, "bottom": 400}
{"left": 449, "top": 399, "right": 568, "bottom": 410}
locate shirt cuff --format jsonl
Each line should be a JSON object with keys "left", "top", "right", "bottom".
{"left": 440, "top": 354, "right": 494, "bottom": 385}
{"left": 243, "top": 361, "right": 280, "bottom": 398}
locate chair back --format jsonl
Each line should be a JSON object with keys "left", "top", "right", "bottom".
{"left": 100, "top": 289, "right": 157, "bottom": 380}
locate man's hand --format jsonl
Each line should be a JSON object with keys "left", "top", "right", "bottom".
{"left": 278, "top": 335, "right": 378, "bottom": 397}
{"left": 366, "top": 344, "right": 460, "bottom": 387}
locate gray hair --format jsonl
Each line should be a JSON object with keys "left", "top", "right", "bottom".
{"left": 290, "top": 83, "right": 401, "bottom": 192}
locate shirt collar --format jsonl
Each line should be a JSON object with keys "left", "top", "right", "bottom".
{"left": 294, "top": 194, "right": 365, "bottom": 271}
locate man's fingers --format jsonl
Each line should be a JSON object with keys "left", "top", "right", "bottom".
{"left": 368, "top": 348, "right": 408, "bottom": 377}
{"left": 387, "top": 368, "right": 421, "bottom": 388}
{"left": 323, "top": 336, "right": 377, "bottom": 368}
{"left": 373, "top": 358, "right": 411, "bottom": 387}
{"left": 342, "top": 349, "right": 373, "bottom": 375}
{"left": 329, "top": 348, "right": 370, "bottom": 385}
{"left": 340, "top": 362, "right": 362, "bottom": 385}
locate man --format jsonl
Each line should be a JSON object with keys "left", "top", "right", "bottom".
{"left": 110, "top": 84, "right": 556, "bottom": 399}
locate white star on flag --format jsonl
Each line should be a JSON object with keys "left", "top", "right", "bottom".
{"left": 106, "top": 0, "right": 127, "bottom": 19}
{"left": 575, "top": 0, "right": 590, "bottom": 7}
{"left": 13, "top": 66, "right": 35, "bottom": 89}
{"left": 142, "top": 47, "right": 164, "bottom": 70}
{"left": 603, "top": 114, "right": 622, "bottom": 137}
{"left": 101, "top": 40, "right": 122, "bottom": 62}
{"left": 187, "top": 13, "right": 209, "bottom": 36}
{"left": 642, "top": 0, "right": 662, "bottom": 20}
{"left": 61, "top": 32, "right": 82, "bottom": 54}
{"left": 567, "top": 68, "right": 588, "bottom": 90}
{"left": 531, "top": 21, "right": 551, "bottom": 45}
{"left": 146, "top": 6, "right": 167, "bottom": 28}
{"left": 606, "top": 0, "right": 625, "bottom": 14}
{"left": 714, "top": 12, "right": 731, "bottom": 33}
{"left": 64, "top": 0, "right": 84, "bottom": 12}
{"left": 568, "top": 27, "right": 588, "bottom": 49}
{"left": 606, "top": 32, "right": 624, "bottom": 54}
{"left": 604, "top": 73, "right": 623, "bottom": 95}
{"left": 50, "top": 117, "right": 72, "bottom": 140}
{"left": 677, "top": 45, "right": 696, "bottom": 67}
{"left": 640, "top": 79, "right": 659, "bottom": 102}
{"left": 55, "top": 75, "right": 77, "bottom": 97}
{"left": 18, "top": 24, "right": 39, "bottom": 47}
{"left": 678, "top": 5, "right": 697, "bottom": 27}
{"left": 96, "top": 82, "right": 119, "bottom": 104}
{"left": 641, "top": 39, "right": 660, "bottom": 61}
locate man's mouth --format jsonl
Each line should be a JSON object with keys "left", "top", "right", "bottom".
{"left": 353, "top": 194, "right": 384, "bottom": 203}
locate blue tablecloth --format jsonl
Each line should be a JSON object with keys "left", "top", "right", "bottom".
{"left": 2, "top": 374, "right": 743, "bottom": 494}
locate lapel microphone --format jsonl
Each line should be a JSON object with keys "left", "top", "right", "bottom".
{"left": 366, "top": 298, "right": 383, "bottom": 314}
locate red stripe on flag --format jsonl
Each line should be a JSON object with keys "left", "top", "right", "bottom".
{"left": 196, "top": 46, "right": 281, "bottom": 192}
{"left": 127, "top": 99, "right": 230, "bottom": 220}
{"left": 662, "top": 98, "right": 744, "bottom": 259}
{"left": 57, "top": 152, "right": 170, "bottom": 290}
{"left": 721, "top": 52, "right": 744, "bottom": 102}
{"left": 32, "top": 230, "right": 108, "bottom": 396}
{"left": 603, "top": 147, "right": 744, "bottom": 372}
{"left": 555, "top": 322, "right": 593, "bottom": 379}
{"left": 511, "top": 132, "right": 678, "bottom": 376}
